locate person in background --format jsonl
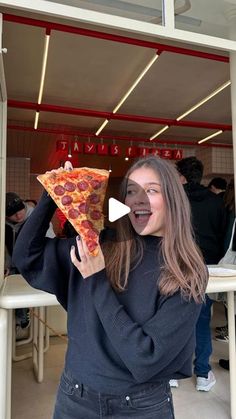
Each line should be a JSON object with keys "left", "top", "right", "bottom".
{"left": 215, "top": 179, "right": 235, "bottom": 343}
{"left": 5, "top": 192, "right": 55, "bottom": 332}
{"left": 175, "top": 156, "right": 226, "bottom": 392}
{"left": 216, "top": 179, "right": 236, "bottom": 367}
{"left": 12, "top": 157, "right": 208, "bottom": 419}
{"left": 24, "top": 198, "right": 37, "bottom": 208}
{"left": 223, "top": 179, "right": 235, "bottom": 254}
{"left": 208, "top": 177, "right": 227, "bottom": 197}
{"left": 4, "top": 245, "right": 11, "bottom": 277}
{"left": 217, "top": 215, "right": 236, "bottom": 371}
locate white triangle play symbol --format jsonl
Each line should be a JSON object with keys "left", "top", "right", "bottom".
{"left": 108, "top": 198, "right": 131, "bottom": 222}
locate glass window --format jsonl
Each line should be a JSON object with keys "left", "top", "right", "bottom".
{"left": 46, "top": 0, "right": 164, "bottom": 25}
{"left": 174, "top": 0, "right": 236, "bottom": 41}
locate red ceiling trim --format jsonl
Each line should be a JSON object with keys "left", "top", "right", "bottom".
{"left": 7, "top": 124, "right": 232, "bottom": 148}
{"left": 8, "top": 99, "right": 110, "bottom": 119}
{"left": 3, "top": 13, "right": 229, "bottom": 62}
{"left": 8, "top": 99, "right": 232, "bottom": 131}
{"left": 112, "top": 114, "right": 232, "bottom": 131}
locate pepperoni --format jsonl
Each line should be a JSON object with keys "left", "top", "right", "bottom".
{"left": 87, "top": 229, "right": 98, "bottom": 239}
{"left": 81, "top": 220, "right": 93, "bottom": 229}
{"left": 87, "top": 241, "right": 98, "bottom": 253}
{"left": 61, "top": 195, "right": 73, "bottom": 206}
{"left": 91, "top": 179, "right": 101, "bottom": 190}
{"left": 64, "top": 181, "right": 76, "bottom": 192}
{"left": 78, "top": 202, "right": 89, "bottom": 214}
{"left": 54, "top": 185, "right": 65, "bottom": 196}
{"left": 89, "top": 193, "right": 100, "bottom": 204}
{"left": 68, "top": 208, "right": 79, "bottom": 219}
{"left": 90, "top": 210, "right": 101, "bottom": 220}
{"left": 77, "top": 181, "right": 89, "bottom": 191}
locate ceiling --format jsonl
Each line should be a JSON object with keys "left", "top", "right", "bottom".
{"left": 0, "top": 3, "right": 233, "bottom": 160}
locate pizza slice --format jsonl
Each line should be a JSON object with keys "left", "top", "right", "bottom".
{"left": 37, "top": 165, "right": 109, "bottom": 255}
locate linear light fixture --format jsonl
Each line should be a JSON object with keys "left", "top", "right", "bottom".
{"left": 148, "top": 79, "right": 231, "bottom": 141}
{"left": 112, "top": 54, "right": 159, "bottom": 114}
{"left": 177, "top": 80, "right": 231, "bottom": 121}
{"left": 34, "top": 32, "right": 51, "bottom": 130}
{"left": 68, "top": 144, "right": 72, "bottom": 158}
{"left": 34, "top": 112, "right": 40, "bottom": 130}
{"left": 150, "top": 125, "right": 169, "bottom": 141}
{"left": 95, "top": 119, "right": 109, "bottom": 136}
{"left": 198, "top": 130, "right": 223, "bottom": 144}
{"left": 38, "top": 34, "right": 50, "bottom": 104}
{"left": 95, "top": 53, "right": 159, "bottom": 136}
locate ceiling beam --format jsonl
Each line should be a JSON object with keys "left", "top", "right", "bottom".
{"left": 3, "top": 13, "right": 229, "bottom": 62}
{"left": 8, "top": 99, "right": 232, "bottom": 132}
{"left": 7, "top": 124, "right": 232, "bottom": 148}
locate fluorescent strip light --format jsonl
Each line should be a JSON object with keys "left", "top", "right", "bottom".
{"left": 95, "top": 119, "right": 109, "bottom": 136}
{"left": 112, "top": 54, "right": 159, "bottom": 114}
{"left": 34, "top": 112, "right": 39, "bottom": 130}
{"left": 177, "top": 80, "right": 231, "bottom": 121}
{"left": 95, "top": 53, "right": 159, "bottom": 136}
{"left": 149, "top": 80, "right": 230, "bottom": 141}
{"left": 198, "top": 130, "right": 223, "bottom": 144}
{"left": 34, "top": 34, "right": 50, "bottom": 131}
{"left": 150, "top": 125, "right": 169, "bottom": 141}
{"left": 38, "top": 34, "right": 50, "bottom": 104}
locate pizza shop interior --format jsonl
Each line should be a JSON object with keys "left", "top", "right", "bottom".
{"left": 0, "top": 1, "right": 236, "bottom": 419}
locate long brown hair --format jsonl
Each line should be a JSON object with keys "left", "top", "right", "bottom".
{"left": 103, "top": 156, "right": 208, "bottom": 303}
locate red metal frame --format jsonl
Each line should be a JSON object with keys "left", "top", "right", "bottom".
{"left": 8, "top": 100, "right": 232, "bottom": 131}
{"left": 4, "top": 13, "right": 231, "bottom": 147}
{"left": 3, "top": 13, "right": 229, "bottom": 62}
{"left": 7, "top": 124, "right": 232, "bottom": 148}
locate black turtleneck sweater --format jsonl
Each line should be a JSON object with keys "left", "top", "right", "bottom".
{"left": 13, "top": 191, "right": 202, "bottom": 395}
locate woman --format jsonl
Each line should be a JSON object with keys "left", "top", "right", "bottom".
{"left": 13, "top": 156, "right": 208, "bottom": 419}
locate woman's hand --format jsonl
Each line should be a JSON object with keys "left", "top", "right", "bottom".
{"left": 70, "top": 236, "right": 105, "bottom": 278}
{"left": 64, "top": 161, "right": 73, "bottom": 171}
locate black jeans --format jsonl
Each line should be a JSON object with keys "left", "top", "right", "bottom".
{"left": 53, "top": 370, "right": 175, "bottom": 418}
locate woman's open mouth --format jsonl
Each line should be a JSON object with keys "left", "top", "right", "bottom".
{"left": 133, "top": 210, "right": 152, "bottom": 225}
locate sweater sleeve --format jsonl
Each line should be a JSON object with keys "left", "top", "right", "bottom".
{"left": 12, "top": 191, "right": 72, "bottom": 309}
{"left": 89, "top": 270, "right": 201, "bottom": 383}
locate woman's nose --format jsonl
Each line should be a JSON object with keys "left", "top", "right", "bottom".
{"left": 134, "top": 189, "right": 148, "bottom": 204}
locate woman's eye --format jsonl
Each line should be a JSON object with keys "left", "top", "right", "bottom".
{"left": 126, "top": 189, "right": 136, "bottom": 195}
{"left": 146, "top": 188, "right": 158, "bottom": 194}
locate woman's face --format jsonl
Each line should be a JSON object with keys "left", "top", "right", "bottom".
{"left": 125, "top": 166, "right": 166, "bottom": 237}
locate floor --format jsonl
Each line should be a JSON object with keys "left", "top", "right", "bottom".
{"left": 12, "top": 302, "right": 231, "bottom": 419}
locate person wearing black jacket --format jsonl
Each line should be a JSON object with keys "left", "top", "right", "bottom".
{"left": 176, "top": 156, "right": 226, "bottom": 392}
{"left": 5, "top": 192, "right": 56, "bottom": 330}
{"left": 13, "top": 157, "right": 208, "bottom": 418}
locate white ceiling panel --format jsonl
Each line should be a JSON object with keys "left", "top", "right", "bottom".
{"left": 1, "top": 10, "right": 233, "bottom": 149}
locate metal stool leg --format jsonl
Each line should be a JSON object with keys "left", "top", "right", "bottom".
{"left": 0, "top": 309, "right": 8, "bottom": 419}
{"left": 6, "top": 309, "right": 13, "bottom": 419}
{"left": 12, "top": 309, "right": 33, "bottom": 361}
{"left": 33, "top": 306, "right": 46, "bottom": 383}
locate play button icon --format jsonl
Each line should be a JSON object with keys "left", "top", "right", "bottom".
{"left": 108, "top": 198, "right": 131, "bottom": 222}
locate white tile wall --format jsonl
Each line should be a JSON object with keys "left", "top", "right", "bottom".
{"left": 6, "top": 157, "right": 30, "bottom": 199}
{"left": 212, "top": 147, "right": 234, "bottom": 174}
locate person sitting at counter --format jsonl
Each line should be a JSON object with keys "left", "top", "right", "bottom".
{"left": 5, "top": 192, "right": 55, "bottom": 335}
